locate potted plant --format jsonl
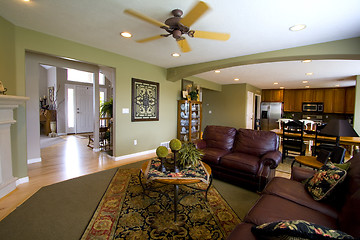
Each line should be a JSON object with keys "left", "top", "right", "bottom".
{"left": 178, "top": 142, "right": 203, "bottom": 168}
{"left": 100, "top": 98, "right": 113, "bottom": 117}
{"left": 188, "top": 91, "right": 198, "bottom": 101}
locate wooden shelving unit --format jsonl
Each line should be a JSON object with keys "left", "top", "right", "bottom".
{"left": 177, "top": 100, "right": 202, "bottom": 142}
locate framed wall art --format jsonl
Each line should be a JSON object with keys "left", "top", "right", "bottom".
{"left": 131, "top": 78, "right": 159, "bottom": 122}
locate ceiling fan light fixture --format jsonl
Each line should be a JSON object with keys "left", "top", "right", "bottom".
{"left": 171, "top": 52, "right": 180, "bottom": 57}
{"left": 120, "top": 32, "right": 132, "bottom": 38}
{"left": 289, "top": 24, "right": 306, "bottom": 31}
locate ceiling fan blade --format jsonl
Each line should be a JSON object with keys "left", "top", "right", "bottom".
{"left": 191, "top": 30, "right": 230, "bottom": 41}
{"left": 180, "top": 1, "right": 210, "bottom": 27}
{"left": 124, "top": 9, "right": 169, "bottom": 28}
{"left": 136, "top": 35, "right": 164, "bottom": 43}
{"left": 177, "top": 39, "right": 191, "bottom": 53}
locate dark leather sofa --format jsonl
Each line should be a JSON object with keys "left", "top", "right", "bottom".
{"left": 227, "top": 152, "right": 360, "bottom": 239}
{"left": 195, "top": 125, "right": 282, "bottom": 191}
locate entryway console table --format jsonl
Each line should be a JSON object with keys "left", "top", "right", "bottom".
{"left": 0, "top": 95, "right": 29, "bottom": 199}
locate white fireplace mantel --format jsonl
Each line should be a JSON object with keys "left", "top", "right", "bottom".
{"left": 0, "top": 95, "right": 29, "bottom": 199}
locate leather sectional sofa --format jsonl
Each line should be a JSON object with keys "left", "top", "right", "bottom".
{"left": 195, "top": 125, "right": 282, "bottom": 191}
{"left": 227, "top": 152, "right": 360, "bottom": 239}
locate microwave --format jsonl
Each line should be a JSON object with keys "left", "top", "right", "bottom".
{"left": 302, "top": 102, "right": 324, "bottom": 112}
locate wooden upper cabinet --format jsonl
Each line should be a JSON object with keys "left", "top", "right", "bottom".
{"left": 313, "top": 89, "right": 324, "bottom": 102}
{"left": 333, "top": 88, "right": 346, "bottom": 113}
{"left": 302, "top": 89, "right": 313, "bottom": 102}
{"left": 345, "top": 87, "right": 355, "bottom": 114}
{"left": 294, "top": 90, "right": 303, "bottom": 112}
{"left": 323, "top": 89, "right": 334, "bottom": 113}
{"left": 262, "top": 89, "right": 283, "bottom": 102}
{"left": 283, "top": 89, "right": 295, "bottom": 112}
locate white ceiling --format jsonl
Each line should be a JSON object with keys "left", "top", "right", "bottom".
{"left": 1, "top": 0, "right": 360, "bottom": 89}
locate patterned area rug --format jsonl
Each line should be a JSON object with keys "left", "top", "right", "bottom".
{"left": 81, "top": 168, "right": 240, "bottom": 239}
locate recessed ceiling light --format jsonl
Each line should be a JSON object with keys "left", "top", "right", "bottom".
{"left": 289, "top": 24, "right": 307, "bottom": 31}
{"left": 23, "top": 0, "right": 30, "bottom": 2}
{"left": 171, "top": 52, "right": 180, "bottom": 57}
{"left": 305, "top": 85, "right": 310, "bottom": 88}
{"left": 302, "top": 59, "right": 312, "bottom": 63}
{"left": 214, "top": 70, "right": 221, "bottom": 73}
{"left": 234, "top": 78, "right": 240, "bottom": 81}
{"left": 273, "top": 82, "right": 279, "bottom": 85}
{"left": 305, "top": 72, "right": 313, "bottom": 76}
{"left": 302, "top": 80, "right": 308, "bottom": 83}
{"left": 120, "top": 32, "right": 132, "bottom": 38}
{"left": 280, "top": 87, "right": 285, "bottom": 89}
{"left": 335, "top": 84, "right": 340, "bottom": 87}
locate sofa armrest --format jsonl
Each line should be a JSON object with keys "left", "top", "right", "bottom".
{"left": 194, "top": 139, "right": 206, "bottom": 149}
{"left": 291, "top": 166, "right": 316, "bottom": 182}
{"left": 260, "top": 150, "right": 282, "bottom": 169}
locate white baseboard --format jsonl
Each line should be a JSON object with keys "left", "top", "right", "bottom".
{"left": 115, "top": 149, "right": 156, "bottom": 161}
{"left": 27, "top": 157, "right": 41, "bottom": 164}
{"left": 16, "top": 177, "right": 29, "bottom": 186}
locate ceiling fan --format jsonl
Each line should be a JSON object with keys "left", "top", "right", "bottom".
{"left": 124, "top": 1, "right": 230, "bottom": 53}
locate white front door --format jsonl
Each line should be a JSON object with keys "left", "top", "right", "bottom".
{"left": 66, "top": 84, "right": 94, "bottom": 134}
{"left": 76, "top": 86, "right": 93, "bottom": 133}
{"left": 246, "top": 91, "right": 254, "bottom": 129}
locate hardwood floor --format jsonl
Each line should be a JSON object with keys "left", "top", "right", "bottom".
{"left": 0, "top": 135, "right": 156, "bottom": 221}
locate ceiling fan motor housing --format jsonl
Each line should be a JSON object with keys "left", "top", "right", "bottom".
{"left": 164, "top": 9, "right": 190, "bottom": 39}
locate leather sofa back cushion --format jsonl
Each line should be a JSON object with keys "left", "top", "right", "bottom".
{"left": 234, "top": 129, "right": 278, "bottom": 157}
{"left": 203, "top": 125, "right": 237, "bottom": 151}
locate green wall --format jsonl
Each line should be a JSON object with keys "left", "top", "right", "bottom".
{"left": 202, "top": 83, "right": 261, "bottom": 129}
{"left": 0, "top": 17, "right": 15, "bottom": 94}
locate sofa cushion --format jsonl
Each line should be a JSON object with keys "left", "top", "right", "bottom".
{"left": 220, "top": 152, "right": 259, "bottom": 175}
{"left": 203, "top": 125, "right": 236, "bottom": 151}
{"left": 263, "top": 177, "right": 338, "bottom": 219}
{"left": 305, "top": 163, "right": 347, "bottom": 201}
{"left": 244, "top": 194, "right": 338, "bottom": 229}
{"left": 251, "top": 220, "right": 354, "bottom": 240}
{"left": 233, "top": 129, "right": 279, "bottom": 157}
{"left": 201, "top": 147, "right": 230, "bottom": 165}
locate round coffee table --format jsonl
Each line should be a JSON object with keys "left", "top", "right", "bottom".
{"left": 139, "top": 160, "right": 212, "bottom": 221}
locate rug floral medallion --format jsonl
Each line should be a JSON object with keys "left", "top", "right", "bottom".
{"left": 81, "top": 168, "right": 240, "bottom": 240}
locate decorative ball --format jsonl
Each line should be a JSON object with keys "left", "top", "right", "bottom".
{"left": 169, "top": 139, "right": 182, "bottom": 151}
{"left": 156, "top": 146, "right": 168, "bottom": 158}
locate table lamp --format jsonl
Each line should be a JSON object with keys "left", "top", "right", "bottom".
{"left": 320, "top": 119, "right": 359, "bottom": 146}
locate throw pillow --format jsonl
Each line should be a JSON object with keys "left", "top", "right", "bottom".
{"left": 332, "top": 162, "right": 351, "bottom": 171}
{"left": 251, "top": 220, "right": 354, "bottom": 240}
{"left": 305, "top": 163, "right": 347, "bottom": 201}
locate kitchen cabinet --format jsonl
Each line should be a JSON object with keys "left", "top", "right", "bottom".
{"left": 302, "top": 89, "right": 313, "bottom": 102}
{"left": 283, "top": 89, "right": 295, "bottom": 112}
{"left": 345, "top": 87, "right": 355, "bottom": 114}
{"left": 282, "top": 87, "right": 353, "bottom": 113}
{"left": 333, "top": 88, "right": 346, "bottom": 113}
{"left": 177, "top": 100, "right": 202, "bottom": 142}
{"left": 262, "top": 89, "right": 283, "bottom": 102}
{"left": 323, "top": 89, "right": 334, "bottom": 113}
{"left": 313, "top": 89, "right": 324, "bottom": 102}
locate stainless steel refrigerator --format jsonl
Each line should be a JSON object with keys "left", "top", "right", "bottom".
{"left": 260, "top": 102, "right": 282, "bottom": 131}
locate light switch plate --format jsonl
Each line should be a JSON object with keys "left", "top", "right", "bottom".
{"left": 122, "top": 108, "right": 129, "bottom": 114}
